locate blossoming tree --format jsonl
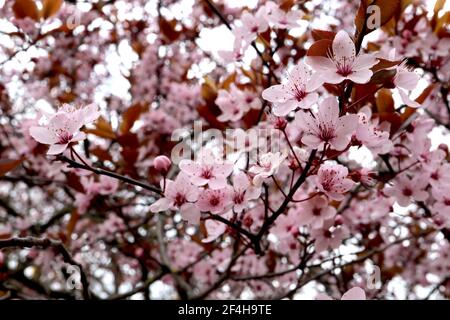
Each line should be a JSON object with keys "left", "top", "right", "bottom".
{"left": 0, "top": 0, "right": 449, "bottom": 300}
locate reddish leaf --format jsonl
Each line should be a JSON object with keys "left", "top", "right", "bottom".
{"left": 85, "top": 116, "right": 116, "bottom": 140}
{"left": 0, "top": 158, "right": 23, "bottom": 177}
{"left": 12, "top": 0, "right": 40, "bottom": 21}
{"left": 41, "top": 0, "right": 63, "bottom": 19}
{"left": 311, "top": 29, "right": 336, "bottom": 41}
{"left": 306, "top": 39, "right": 332, "bottom": 57}
{"left": 120, "top": 104, "right": 144, "bottom": 135}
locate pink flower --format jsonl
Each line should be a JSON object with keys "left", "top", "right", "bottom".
{"left": 317, "top": 287, "right": 366, "bottom": 300}
{"left": 230, "top": 171, "right": 261, "bottom": 213}
{"left": 216, "top": 85, "right": 249, "bottom": 122}
{"left": 197, "top": 188, "right": 232, "bottom": 214}
{"left": 307, "top": 31, "right": 378, "bottom": 87}
{"left": 310, "top": 163, "right": 354, "bottom": 201}
{"left": 202, "top": 212, "right": 233, "bottom": 243}
{"left": 355, "top": 106, "right": 393, "bottom": 154}
{"left": 295, "top": 97, "right": 358, "bottom": 151}
{"left": 297, "top": 196, "right": 336, "bottom": 229}
{"left": 311, "top": 219, "right": 349, "bottom": 252}
{"left": 430, "top": 188, "right": 450, "bottom": 228}
{"left": 264, "top": 1, "right": 302, "bottom": 29}
{"left": 179, "top": 150, "right": 233, "bottom": 189}
{"left": 150, "top": 173, "right": 200, "bottom": 224}
{"left": 249, "top": 151, "right": 287, "bottom": 186}
{"left": 29, "top": 104, "right": 99, "bottom": 155}
{"left": 238, "top": 10, "right": 268, "bottom": 42}
{"left": 383, "top": 174, "right": 429, "bottom": 207}
{"left": 262, "top": 62, "right": 318, "bottom": 116}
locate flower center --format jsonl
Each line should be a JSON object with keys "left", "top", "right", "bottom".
{"left": 174, "top": 193, "right": 186, "bottom": 207}
{"left": 318, "top": 124, "right": 336, "bottom": 142}
{"left": 201, "top": 167, "right": 214, "bottom": 179}
{"left": 402, "top": 188, "right": 413, "bottom": 197}
{"left": 291, "top": 83, "right": 307, "bottom": 102}
{"left": 233, "top": 192, "right": 244, "bottom": 204}
{"left": 209, "top": 195, "right": 220, "bottom": 207}
{"left": 313, "top": 207, "right": 322, "bottom": 216}
{"left": 335, "top": 57, "right": 354, "bottom": 77}
{"left": 57, "top": 131, "right": 73, "bottom": 144}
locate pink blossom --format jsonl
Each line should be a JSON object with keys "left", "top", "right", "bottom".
{"left": 216, "top": 85, "right": 249, "bottom": 122}
{"left": 197, "top": 188, "right": 232, "bottom": 214}
{"left": 203, "top": 213, "right": 232, "bottom": 243}
{"left": 311, "top": 219, "right": 349, "bottom": 252}
{"left": 297, "top": 196, "right": 337, "bottom": 229}
{"left": 264, "top": 1, "right": 302, "bottom": 29}
{"left": 29, "top": 104, "right": 99, "bottom": 155}
{"left": 150, "top": 173, "right": 200, "bottom": 224}
{"left": 262, "top": 62, "right": 319, "bottom": 116}
{"left": 230, "top": 171, "right": 261, "bottom": 213}
{"left": 179, "top": 150, "right": 233, "bottom": 189}
{"left": 295, "top": 97, "right": 358, "bottom": 151}
{"left": 310, "top": 163, "right": 354, "bottom": 201}
{"left": 249, "top": 151, "right": 287, "bottom": 186}
{"left": 383, "top": 174, "right": 429, "bottom": 207}
{"left": 355, "top": 106, "right": 393, "bottom": 154}
{"left": 307, "top": 31, "right": 378, "bottom": 87}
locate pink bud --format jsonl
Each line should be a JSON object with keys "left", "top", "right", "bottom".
{"left": 153, "top": 155, "right": 171, "bottom": 173}
{"left": 0, "top": 251, "right": 4, "bottom": 267}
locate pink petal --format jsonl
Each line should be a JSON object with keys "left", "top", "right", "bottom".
{"left": 305, "top": 56, "right": 335, "bottom": 72}
{"left": 347, "top": 69, "right": 373, "bottom": 84}
{"left": 180, "top": 203, "right": 200, "bottom": 224}
{"left": 352, "top": 54, "right": 378, "bottom": 71}
{"left": 262, "top": 84, "right": 288, "bottom": 103}
{"left": 47, "top": 143, "right": 69, "bottom": 155}
{"left": 341, "top": 287, "right": 366, "bottom": 300}
{"left": 29, "top": 126, "right": 59, "bottom": 144}
{"left": 332, "top": 30, "right": 356, "bottom": 61}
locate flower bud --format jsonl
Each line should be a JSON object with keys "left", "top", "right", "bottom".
{"left": 153, "top": 155, "right": 171, "bottom": 174}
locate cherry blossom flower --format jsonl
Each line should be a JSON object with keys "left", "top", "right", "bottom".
{"left": 216, "top": 85, "right": 250, "bottom": 122}
{"left": 264, "top": 1, "right": 302, "bottom": 29}
{"left": 150, "top": 173, "right": 200, "bottom": 224}
{"left": 179, "top": 150, "right": 234, "bottom": 189}
{"left": 249, "top": 151, "right": 287, "bottom": 186}
{"left": 311, "top": 219, "right": 349, "bottom": 252}
{"left": 307, "top": 31, "right": 378, "bottom": 86}
{"left": 430, "top": 188, "right": 450, "bottom": 228}
{"left": 237, "top": 10, "right": 268, "bottom": 43}
{"left": 297, "top": 196, "right": 337, "bottom": 229}
{"left": 262, "top": 62, "right": 319, "bottom": 116}
{"left": 230, "top": 171, "right": 261, "bottom": 213}
{"left": 355, "top": 106, "right": 393, "bottom": 154}
{"left": 295, "top": 97, "right": 358, "bottom": 151}
{"left": 203, "top": 213, "right": 232, "bottom": 243}
{"left": 197, "top": 188, "right": 232, "bottom": 214}
{"left": 29, "top": 104, "right": 100, "bottom": 155}
{"left": 383, "top": 174, "right": 429, "bottom": 207}
{"left": 310, "top": 163, "right": 354, "bottom": 201}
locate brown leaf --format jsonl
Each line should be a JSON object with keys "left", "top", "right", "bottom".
{"left": 85, "top": 116, "right": 116, "bottom": 139}
{"left": 12, "top": 0, "right": 40, "bottom": 21}
{"left": 311, "top": 29, "right": 336, "bottom": 41}
{"left": 376, "top": 89, "right": 395, "bottom": 113}
{"left": 158, "top": 18, "right": 180, "bottom": 42}
{"left": 41, "top": 0, "right": 63, "bottom": 19}
{"left": 120, "top": 104, "right": 144, "bottom": 135}
{"left": 0, "top": 158, "right": 23, "bottom": 177}
{"left": 373, "top": 0, "right": 401, "bottom": 27}
{"left": 306, "top": 39, "right": 332, "bottom": 57}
